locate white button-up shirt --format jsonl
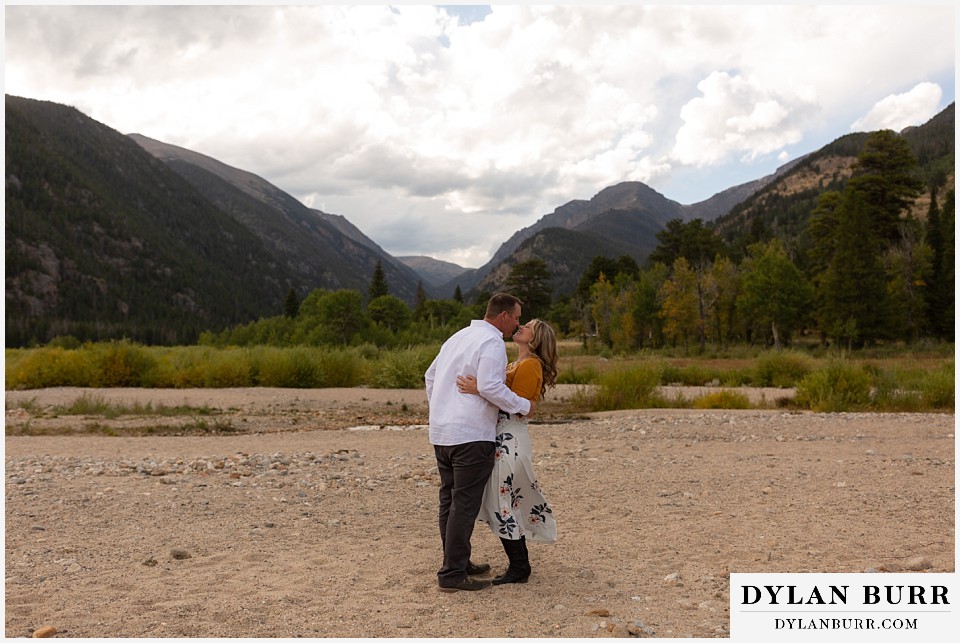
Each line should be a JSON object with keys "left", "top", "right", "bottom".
{"left": 425, "top": 319, "right": 532, "bottom": 446}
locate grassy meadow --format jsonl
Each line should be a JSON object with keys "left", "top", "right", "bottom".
{"left": 5, "top": 339, "right": 954, "bottom": 415}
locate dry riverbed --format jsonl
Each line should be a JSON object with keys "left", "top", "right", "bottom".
{"left": 4, "top": 387, "right": 955, "bottom": 638}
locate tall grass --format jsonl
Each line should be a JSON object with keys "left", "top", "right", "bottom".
{"left": 794, "top": 359, "right": 873, "bottom": 412}
{"left": 917, "top": 361, "right": 955, "bottom": 409}
{"left": 869, "top": 360, "right": 954, "bottom": 412}
{"left": 39, "top": 392, "right": 217, "bottom": 418}
{"left": 556, "top": 363, "right": 600, "bottom": 385}
{"left": 586, "top": 363, "right": 665, "bottom": 411}
{"left": 752, "top": 349, "right": 815, "bottom": 387}
{"left": 792, "top": 358, "right": 955, "bottom": 412}
{"left": 693, "top": 390, "right": 752, "bottom": 409}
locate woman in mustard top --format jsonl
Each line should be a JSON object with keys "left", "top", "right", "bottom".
{"left": 456, "top": 318, "right": 559, "bottom": 585}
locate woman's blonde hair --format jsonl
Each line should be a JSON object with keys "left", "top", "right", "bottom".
{"left": 526, "top": 318, "right": 558, "bottom": 399}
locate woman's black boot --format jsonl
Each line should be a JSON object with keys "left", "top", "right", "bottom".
{"left": 492, "top": 536, "right": 531, "bottom": 585}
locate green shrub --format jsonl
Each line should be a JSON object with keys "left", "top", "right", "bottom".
{"left": 371, "top": 347, "right": 434, "bottom": 388}
{"left": 872, "top": 386, "right": 924, "bottom": 412}
{"left": 794, "top": 360, "right": 872, "bottom": 412}
{"left": 254, "top": 347, "right": 322, "bottom": 388}
{"left": 143, "top": 346, "right": 254, "bottom": 388}
{"left": 90, "top": 341, "right": 156, "bottom": 387}
{"left": 354, "top": 343, "right": 382, "bottom": 360}
{"left": 590, "top": 363, "right": 664, "bottom": 411}
{"left": 661, "top": 364, "right": 693, "bottom": 385}
{"left": 752, "top": 350, "right": 815, "bottom": 387}
{"left": 252, "top": 347, "right": 291, "bottom": 387}
{"left": 693, "top": 390, "right": 751, "bottom": 409}
{"left": 660, "top": 363, "right": 743, "bottom": 386}
{"left": 719, "top": 369, "right": 753, "bottom": 387}
{"left": 917, "top": 361, "right": 955, "bottom": 410}
{"left": 6, "top": 347, "right": 95, "bottom": 389}
{"left": 315, "top": 348, "right": 367, "bottom": 387}
{"left": 291, "top": 349, "right": 323, "bottom": 388}
{"left": 869, "top": 366, "right": 920, "bottom": 412}
{"left": 557, "top": 364, "right": 599, "bottom": 385}
{"left": 201, "top": 350, "right": 254, "bottom": 388}
{"left": 145, "top": 347, "right": 223, "bottom": 388}
{"left": 863, "top": 360, "right": 954, "bottom": 412}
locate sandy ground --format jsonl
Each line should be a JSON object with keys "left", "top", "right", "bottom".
{"left": 3, "top": 387, "right": 955, "bottom": 638}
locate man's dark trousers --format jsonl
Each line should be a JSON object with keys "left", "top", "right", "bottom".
{"left": 434, "top": 440, "right": 495, "bottom": 587}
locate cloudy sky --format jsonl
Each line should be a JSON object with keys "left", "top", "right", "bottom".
{"left": 4, "top": 3, "right": 955, "bottom": 268}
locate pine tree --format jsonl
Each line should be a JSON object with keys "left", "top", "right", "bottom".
{"left": 504, "top": 259, "right": 552, "bottom": 320}
{"left": 846, "top": 130, "right": 922, "bottom": 245}
{"left": 576, "top": 256, "right": 619, "bottom": 300}
{"left": 368, "top": 260, "right": 389, "bottom": 300}
{"left": 367, "top": 295, "right": 412, "bottom": 332}
{"left": 940, "top": 189, "right": 955, "bottom": 338}
{"left": 925, "top": 183, "right": 948, "bottom": 338}
{"left": 453, "top": 285, "right": 463, "bottom": 303}
{"left": 284, "top": 287, "right": 300, "bottom": 319}
{"left": 815, "top": 189, "right": 889, "bottom": 347}
{"left": 414, "top": 281, "right": 427, "bottom": 320}
{"left": 885, "top": 220, "right": 932, "bottom": 341}
{"left": 648, "top": 219, "right": 725, "bottom": 269}
{"left": 806, "top": 190, "right": 843, "bottom": 275}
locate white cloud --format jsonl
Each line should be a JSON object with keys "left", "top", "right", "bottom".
{"left": 671, "top": 71, "right": 813, "bottom": 167}
{"left": 851, "top": 82, "right": 945, "bottom": 132}
{"left": 4, "top": 4, "right": 955, "bottom": 267}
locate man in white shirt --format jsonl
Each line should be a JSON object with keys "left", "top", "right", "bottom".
{"left": 424, "top": 293, "right": 535, "bottom": 592}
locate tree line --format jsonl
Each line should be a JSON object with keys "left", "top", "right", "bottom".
{"left": 201, "top": 131, "right": 952, "bottom": 353}
{"left": 573, "top": 130, "right": 954, "bottom": 352}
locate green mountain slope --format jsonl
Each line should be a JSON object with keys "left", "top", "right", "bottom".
{"left": 5, "top": 95, "right": 296, "bottom": 346}
{"left": 129, "top": 134, "right": 427, "bottom": 302}
{"left": 473, "top": 227, "right": 634, "bottom": 296}
{"left": 713, "top": 103, "right": 955, "bottom": 258}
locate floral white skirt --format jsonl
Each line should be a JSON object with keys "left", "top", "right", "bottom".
{"left": 476, "top": 415, "right": 556, "bottom": 543}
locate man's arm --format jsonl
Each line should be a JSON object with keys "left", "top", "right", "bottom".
{"left": 424, "top": 356, "right": 437, "bottom": 402}
{"left": 474, "top": 351, "right": 531, "bottom": 416}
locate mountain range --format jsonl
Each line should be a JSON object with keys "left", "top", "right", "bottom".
{"left": 5, "top": 94, "right": 954, "bottom": 346}
{"left": 127, "top": 133, "right": 428, "bottom": 303}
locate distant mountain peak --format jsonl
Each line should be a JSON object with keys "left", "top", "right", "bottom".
{"left": 396, "top": 256, "right": 469, "bottom": 289}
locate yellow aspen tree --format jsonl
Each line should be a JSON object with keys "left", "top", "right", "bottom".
{"left": 658, "top": 257, "right": 699, "bottom": 352}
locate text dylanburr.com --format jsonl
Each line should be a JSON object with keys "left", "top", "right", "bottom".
{"left": 730, "top": 573, "right": 957, "bottom": 641}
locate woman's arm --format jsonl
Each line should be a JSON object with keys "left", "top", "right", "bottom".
{"left": 456, "top": 374, "right": 479, "bottom": 394}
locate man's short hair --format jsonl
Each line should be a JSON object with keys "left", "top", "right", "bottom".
{"left": 485, "top": 293, "right": 523, "bottom": 318}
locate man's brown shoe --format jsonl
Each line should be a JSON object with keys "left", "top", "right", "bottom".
{"left": 467, "top": 561, "right": 491, "bottom": 575}
{"left": 438, "top": 577, "right": 491, "bottom": 592}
